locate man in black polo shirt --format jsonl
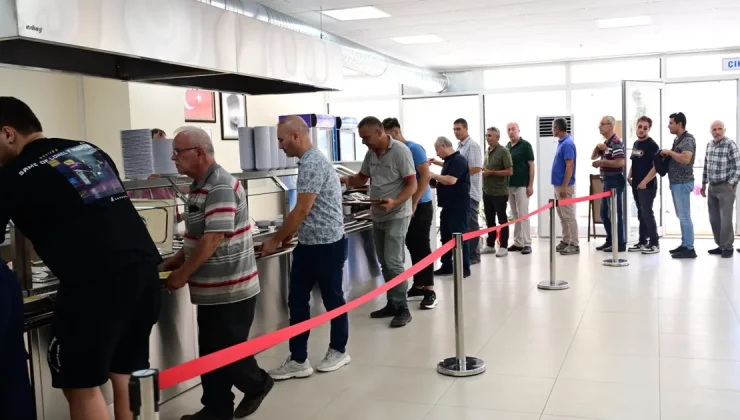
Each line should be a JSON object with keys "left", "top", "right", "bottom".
{"left": 629, "top": 116, "right": 660, "bottom": 254}
{"left": 0, "top": 97, "right": 161, "bottom": 420}
{"left": 431, "top": 136, "right": 471, "bottom": 278}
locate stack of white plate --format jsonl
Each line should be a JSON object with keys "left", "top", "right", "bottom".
{"left": 121, "top": 129, "right": 154, "bottom": 180}
{"left": 152, "top": 138, "right": 178, "bottom": 176}
{"left": 238, "top": 127, "right": 255, "bottom": 171}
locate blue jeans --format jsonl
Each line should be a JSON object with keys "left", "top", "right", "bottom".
{"left": 601, "top": 174, "right": 626, "bottom": 246}
{"left": 440, "top": 206, "right": 471, "bottom": 275}
{"left": 670, "top": 183, "right": 695, "bottom": 249}
{"left": 289, "top": 238, "right": 349, "bottom": 362}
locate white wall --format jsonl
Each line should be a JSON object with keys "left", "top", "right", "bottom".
{"left": 246, "top": 92, "right": 327, "bottom": 126}
{"left": 81, "top": 77, "right": 132, "bottom": 169}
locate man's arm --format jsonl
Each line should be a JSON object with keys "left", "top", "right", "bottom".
{"left": 561, "top": 160, "right": 574, "bottom": 189}
{"left": 432, "top": 172, "right": 458, "bottom": 185}
{"left": 395, "top": 176, "right": 418, "bottom": 206}
{"left": 467, "top": 143, "right": 484, "bottom": 175}
{"left": 728, "top": 141, "right": 740, "bottom": 187}
{"left": 343, "top": 172, "right": 369, "bottom": 188}
{"left": 270, "top": 193, "right": 317, "bottom": 244}
{"left": 393, "top": 148, "right": 419, "bottom": 206}
{"left": 413, "top": 162, "right": 432, "bottom": 208}
{"left": 162, "top": 248, "right": 186, "bottom": 271}
{"left": 591, "top": 145, "right": 603, "bottom": 160}
{"left": 178, "top": 233, "right": 224, "bottom": 277}
{"left": 702, "top": 151, "right": 709, "bottom": 186}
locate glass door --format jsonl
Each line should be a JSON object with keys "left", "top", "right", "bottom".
{"left": 622, "top": 81, "right": 664, "bottom": 242}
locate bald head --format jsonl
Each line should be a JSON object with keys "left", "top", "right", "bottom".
{"left": 171, "top": 126, "right": 216, "bottom": 180}
{"left": 174, "top": 126, "right": 214, "bottom": 156}
{"left": 711, "top": 120, "right": 726, "bottom": 141}
{"left": 506, "top": 122, "right": 520, "bottom": 142}
{"left": 277, "top": 115, "right": 312, "bottom": 158}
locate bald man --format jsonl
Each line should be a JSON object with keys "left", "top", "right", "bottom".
{"left": 263, "top": 116, "right": 350, "bottom": 380}
{"left": 701, "top": 120, "right": 740, "bottom": 258}
{"left": 505, "top": 122, "right": 535, "bottom": 254}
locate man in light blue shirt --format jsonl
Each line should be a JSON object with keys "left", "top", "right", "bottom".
{"left": 383, "top": 118, "right": 436, "bottom": 310}
{"left": 551, "top": 118, "right": 579, "bottom": 255}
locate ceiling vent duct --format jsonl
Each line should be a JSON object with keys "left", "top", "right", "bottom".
{"left": 197, "top": 0, "right": 449, "bottom": 93}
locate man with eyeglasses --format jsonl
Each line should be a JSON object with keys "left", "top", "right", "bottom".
{"left": 591, "top": 115, "right": 627, "bottom": 253}
{"left": 162, "top": 127, "right": 273, "bottom": 419}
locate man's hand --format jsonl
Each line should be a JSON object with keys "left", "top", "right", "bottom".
{"left": 429, "top": 158, "right": 443, "bottom": 166}
{"left": 559, "top": 189, "right": 568, "bottom": 199}
{"left": 627, "top": 177, "right": 632, "bottom": 186}
{"left": 339, "top": 176, "right": 348, "bottom": 185}
{"left": 701, "top": 185, "right": 707, "bottom": 198}
{"left": 592, "top": 161, "right": 603, "bottom": 168}
{"left": 260, "top": 237, "right": 279, "bottom": 257}
{"left": 660, "top": 149, "right": 672, "bottom": 156}
{"left": 160, "top": 255, "right": 183, "bottom": 272}
{"left": 526, "top": 186, "right": 533, "bottom": 198}
{"left": 637, "top": 181, "right": 647, "bottom": 190}
{"left": 412, "top": 202, "right": 418, "bottom": 214}
{"left": 597, "top": 143, "right": 608, "bottom": 151}
{"left": 376, "top": 198, "right": 397, "bottom": 212}
{"left": 165, "top": 269, "right": 189, "bottom": 292}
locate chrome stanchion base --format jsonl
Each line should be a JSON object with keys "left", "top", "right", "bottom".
{"left": 537, "top": 280, "right": 570, "bottom": 290}
{"left": 437, "top": 356, "right": 486, "bottom": 377}
{"left": 602, "top": 258, "right": 629, "bottom": 267}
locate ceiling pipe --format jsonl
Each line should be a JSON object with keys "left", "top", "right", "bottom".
{"left": 196, "top": 0, "right": 449, "bottom": 93}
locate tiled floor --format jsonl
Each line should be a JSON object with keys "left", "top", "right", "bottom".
{"left": 160, "top": 238, "right": 740, "bottom": 420}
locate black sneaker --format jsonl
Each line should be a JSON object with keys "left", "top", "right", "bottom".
{"left": 234, "top": 376, "right": 274, "bottom": 418}
{"left": 521, "top": 246, "right": 532, "bottom": 255}
{"left": 672, "top": 248, "right": 697, "bottom": 259}
{"left": 641, "top": 244, "right": 660, "bottom": 254}
{"left": 470, "top": 259, "right": 481, "bottom": 266}
{"left": 407, "top": 287, "right": 426, "bottom": 301}
{"left": 596, "top": 242, "right": 609, "bottom": 251}
{"left": 670, "top": 245, "right": 688, "bottom": 254}
{"left": 722, "top": 249, "right": 733, "bottom": 258}
{"left": 628, "top": 243, "right": 647, "bottom": 252}
{"left": 508, "top": 245, "right": 524, "bottom": 252}
{"left": 420, "top": 291, "right": 437, "bottom": 310}
{"left": 390, "top": 308, "right": 412, "bottom": 328}
{"left": 603, "top": 245, "right": 626, "bottom": 252}
{"left": 434, "top": 268, "right": 453, "bottom": 277}
{"left": 708, "top": 248, "right": 723, "bottom": 255}
{"left": 370, "top": 304, "right": 397, "bottom": 319}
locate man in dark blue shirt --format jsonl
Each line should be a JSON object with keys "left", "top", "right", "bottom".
{"left": 430, "top": 136, "right": 471, "bottom": 278}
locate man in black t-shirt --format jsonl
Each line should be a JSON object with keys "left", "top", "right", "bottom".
{"left": 0, "top": 97, "right": 161, "bottom": 420}
{"left": 628, "top": 116, "right": 660, "bottom": 254}
{"left": 430, "top": 136, "right": 471, "bottom": 278}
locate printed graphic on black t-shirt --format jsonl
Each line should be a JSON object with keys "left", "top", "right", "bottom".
{"left": 630, "top": 137, "right": 659, "bottom": 189}
{"left": 44, "top": 143, "right": 125, "bottom": 203}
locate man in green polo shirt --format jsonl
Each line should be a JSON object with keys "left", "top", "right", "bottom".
{"left": 505, "top": 122, "right": 535, "bottom": 255}
{"left": 481, "top": 127, "right": 513, "bottom": 257}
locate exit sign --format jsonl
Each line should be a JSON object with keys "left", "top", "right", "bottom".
{"left": 723, "top": 58, "right": 740, "bottom": 71}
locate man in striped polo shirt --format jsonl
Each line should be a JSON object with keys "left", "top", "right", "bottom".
{"left": 591, "top": 115, "right": 627, "bottom": 253}
{"left": 162, "top": 127, "right": 272, "bottom": 420}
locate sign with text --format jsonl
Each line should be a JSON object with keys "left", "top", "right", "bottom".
{"left": 722, "top": 58, "right": 740, "bottom": 71}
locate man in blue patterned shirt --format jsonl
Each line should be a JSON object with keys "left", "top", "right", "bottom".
{"left": 262, "top": 116, "right": 350, "bottom": 380}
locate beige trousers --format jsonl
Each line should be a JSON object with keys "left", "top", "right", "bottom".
{"left": 553, "top": 185, "right": 578, "bottom": 245}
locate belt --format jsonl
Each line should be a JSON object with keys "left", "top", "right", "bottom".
{"left": 709, "top": 180, "right": 729, "bottom": 186}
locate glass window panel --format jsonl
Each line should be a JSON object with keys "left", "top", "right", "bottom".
{"left": 483, "top": 64, "right": 566, "bottom": 89}
{"left": 328, "top": 76, "right": 400, "bottom": 100}
{"left": 666, "top": 52, "right": 740, "bottom": 78}
{"left": 570, "top": 58, "right": 660, "bottom": 84}
{"left": 329, "top": 99, "right": 401, "bottom": 160}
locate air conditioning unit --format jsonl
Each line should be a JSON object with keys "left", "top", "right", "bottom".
{"left": 536, "top": 115, "right": 574, "bottom": 238}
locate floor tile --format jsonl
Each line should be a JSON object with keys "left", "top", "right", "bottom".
{"left": 437, "top": 374, "right": 554, "bottom": 413}
{"left": 661, "top": 358, "right": 740, "bottom": 391}
{"left": 423, "top": 406, "right": 539, "bottom": 420}
{"left": 544, "top": 379, "right": 660, "bottom": 420}
{"left": 661, "top": 387, "right": 740, "bottom": 420}
{"left": 559, "top": 351, "right": 659, "bottom": 385}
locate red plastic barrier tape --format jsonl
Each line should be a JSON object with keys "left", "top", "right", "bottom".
{"left": 558, "top": 190, "right": 611, "bottom": 206}
{"left": 158, "top": 240, "right": 455, "bottom": 390}
{"left": 462, "top": 201, "right": 554, "bottom": 241}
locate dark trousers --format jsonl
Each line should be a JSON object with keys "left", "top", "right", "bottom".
{"left": 0, "top": 262, "right": 36, "bottom": 420}
{"left": 601, "top": 174, "right": 626, "bottom": 246}
{"left": 468, "top": 199, "right": 481, "bottom": 262}
{"left": 289, "top": 238, "right": 348, "bottom": 362}
{"left": 482, "top": 193, "right": 509, "bottom": 248}
{"left": 440, "top": 206, "right": 470, "bottom": 275}
{"left": 633, "top": 187, "right": 659, "bottom": 245}
{"left": 406, "top": 201, "right": 434, "bottom": 287}
{"left": 198, "top": 297, "right": 269, "bottom": 417}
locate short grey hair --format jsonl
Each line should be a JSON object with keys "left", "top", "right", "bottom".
{"left": 174, "top": 126, "right": 215, "bottom": 156}
{"left": 487, "top": 127, "right": 501, "bottom": 137}
{"left": 603, "top": 115, "right": 616, "bottom": 126}
{"left": 435, "top": 136, "right": 453, "bottom": 148}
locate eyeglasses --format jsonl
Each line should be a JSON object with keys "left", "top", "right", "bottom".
{"left": 171, "top": 147, "right": 198, "bottom": 157}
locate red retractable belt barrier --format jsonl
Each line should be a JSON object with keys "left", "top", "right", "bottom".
{"left": 158, "top": 190, "right": 612, "bottom": 390}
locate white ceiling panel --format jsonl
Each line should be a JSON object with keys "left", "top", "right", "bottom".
{"left": 260, "top": 0, "right": 740, "bottom": 69}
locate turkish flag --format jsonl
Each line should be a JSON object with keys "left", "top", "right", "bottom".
{"left": 184, "top": 89, "right": 215, "bottom": 122}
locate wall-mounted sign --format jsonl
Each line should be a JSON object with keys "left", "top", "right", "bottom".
{"left": 722, "top": 58, "right": 740, "bottom": 71}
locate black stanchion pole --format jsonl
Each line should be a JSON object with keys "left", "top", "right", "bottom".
{"left": 538, "top": 199, "right": 569, "bottom": 290}
{"left": 437, "top": 232, "right": 486, "bottom": 377}
{"left": 129, "top": 369, "right": 160, "bottom": 420}
{"left": 603, "top": 188, "right": 629, "bottom": 267}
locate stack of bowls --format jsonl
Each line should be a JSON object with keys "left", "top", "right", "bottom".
{"left": 121, "top": 129, "right": 154, "bottom": 180}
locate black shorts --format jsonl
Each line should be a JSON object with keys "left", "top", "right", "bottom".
{"left": 48, "top": 263, "right": 161, "bottom": 389}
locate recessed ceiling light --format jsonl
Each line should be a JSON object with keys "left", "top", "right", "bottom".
{"left": 596, "top": 15, "right": 652, "bottom": 29}
{"left": 321, "top": 6, "right": 390, "bottom": 21}
{"left": 391, "top": 34, "right": 444, "bottom": 45}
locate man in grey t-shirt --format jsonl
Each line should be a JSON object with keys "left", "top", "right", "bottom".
{"left": 341, "top": 116, "right": 417, "bottom": 328}
{"left": 660, "top": 112, "right": 697, "bottom": 259}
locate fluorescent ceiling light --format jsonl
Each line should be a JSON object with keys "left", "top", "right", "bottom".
{"left": 321, "top": 6, "right": 390, "bottom": 21}
{"left": 597, "top": 15, "right": 652, "bottom": 29}
{"left": 391, "top": 34, "right": 444, "bottom": 45}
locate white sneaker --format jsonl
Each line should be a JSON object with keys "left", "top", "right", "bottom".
{"left": 268, "top": 358, "right": 314, "bottom": 380}
{"left": 316, "top": 349, "right": 351, "bottom": 373}
{"left": 481, "top": 246, "right": 497, "bottom": 254}
{"left": 496, "top": 247, "right": 508, "bottom": 258}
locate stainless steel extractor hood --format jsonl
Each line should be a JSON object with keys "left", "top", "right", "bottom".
{"left": 0, "top": 0, "right": 344, "bottom": 94}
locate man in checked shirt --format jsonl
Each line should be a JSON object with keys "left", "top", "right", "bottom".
{"left": 700, "top": 120, "right": 740, "bottom": 258}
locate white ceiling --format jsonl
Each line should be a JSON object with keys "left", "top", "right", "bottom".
{"left": 259, "top": 0, "right": 740, "bottom": 70}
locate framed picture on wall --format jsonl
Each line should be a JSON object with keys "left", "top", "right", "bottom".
{"left": 184, "top": 89, "right": 216, "bottom": 123}
{"left": 220, "top": 92, "right": 247, "bottom": 140}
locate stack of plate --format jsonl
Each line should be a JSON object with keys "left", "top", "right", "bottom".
{"left": 121, "top": 129, "right": 154, "bottom": 180}
{"left": 152, "top": 138, "right": 178, "bottom": 176}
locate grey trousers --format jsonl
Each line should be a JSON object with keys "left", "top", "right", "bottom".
{"left": 708, "top": 183, "right": 736, "bottom": 250}
{"left": 468, "top": 199, "right": 481, "bottom": 261}
{"left": 372, "top": 216, "right": 412, "bottom": 309}
{"left": 508, "top": 187, "right": 532, "bottom": 246}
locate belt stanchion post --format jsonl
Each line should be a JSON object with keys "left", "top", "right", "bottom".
{"left": 129, "top": 369, "right": 160, "bottom": 420}
{"left": 603, "top": 188, "right": 629, "bottom": 267}
{"left": 538, "top": 199, "right": 569, "bottom": 290}
{"left": 437, "top": 232, "right": 486, "bottom": 377}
